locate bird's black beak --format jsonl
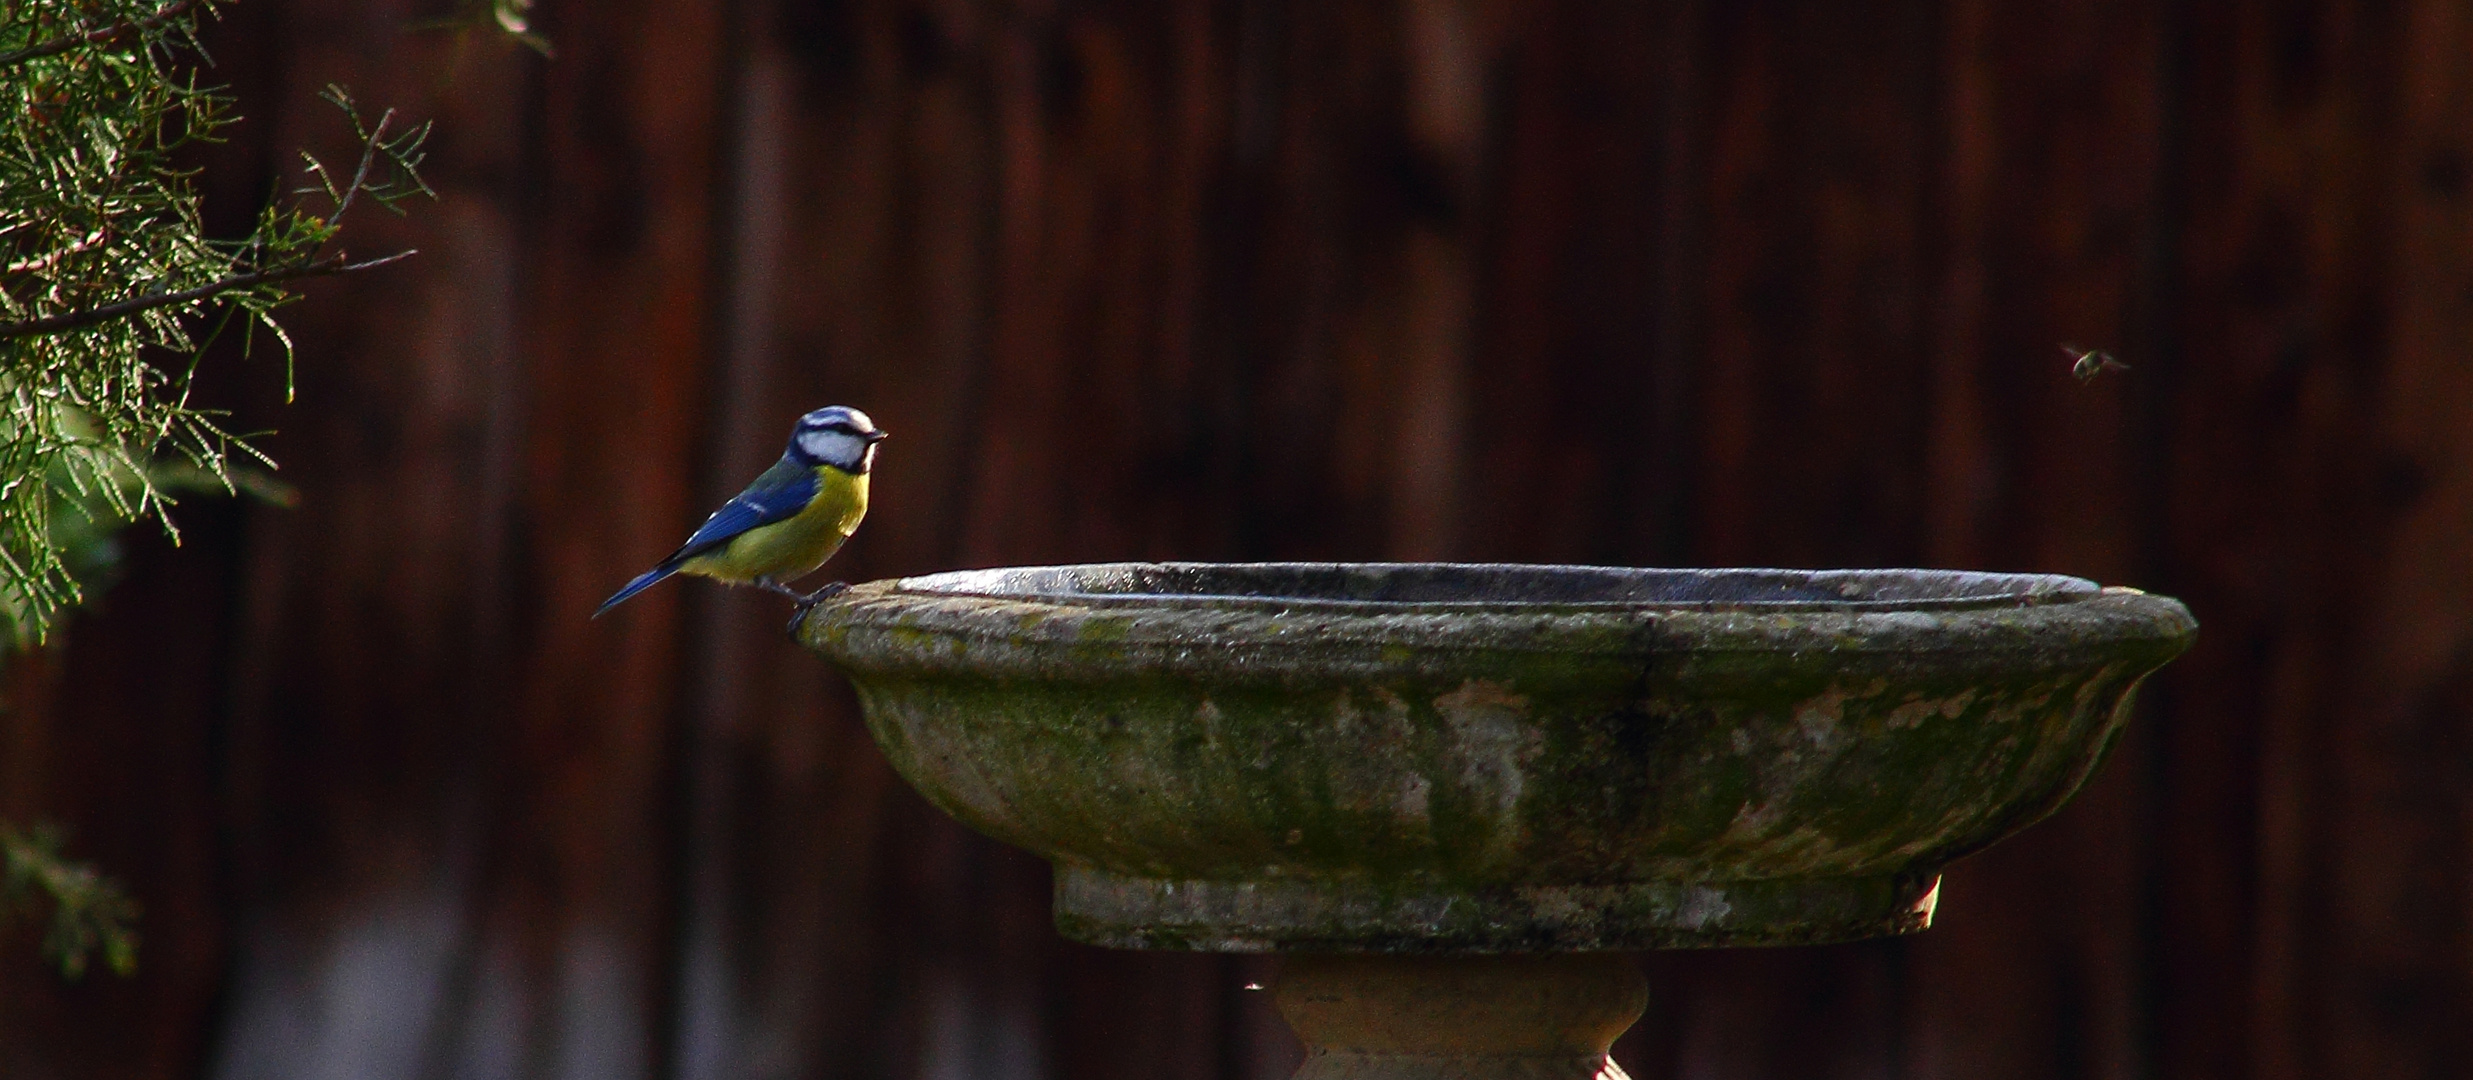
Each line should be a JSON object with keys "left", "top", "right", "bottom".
{"left": 866, "top": 430, "right": 890, "bottom": 443}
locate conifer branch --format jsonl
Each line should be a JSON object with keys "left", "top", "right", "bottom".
{"left": 0, "top": 250, "right": 414, "bottom": 341}
{"left": 0, "top": 0, "right": 204, "bottom": 68}
{"left": 0, "top": 823, "right": 138, "bottom": 979}
{"left": 1, "top": 3, "right": 435, "bottom": 640}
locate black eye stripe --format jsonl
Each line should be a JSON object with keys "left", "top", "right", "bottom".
{"left": 796, "top": 414, "right": 873, "bottom": 445}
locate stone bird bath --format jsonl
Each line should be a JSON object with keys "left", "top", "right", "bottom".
{"left": 798, "top": 563, "right": 2195, "bottom": 1079}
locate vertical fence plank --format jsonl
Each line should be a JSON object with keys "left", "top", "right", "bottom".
{"left": 2155, "top": 3, "right": 2401, "bottom": 1080}
{"left": 194, "top": 0, "right": 732, "bottom": 1075}
{"left": 499, "top": 0, "right": 731, "bottom": 1074}
{"left": 1692, "top": 0, "right": 1940, "bottom": 573}
{"left": 201, "top": 0, "right": 552, "bottom": 1075}
{"left": 0, "top": 522, "right": 243, "bottom": 1079}
{"left": 1904, "top": 1, "right": 2173, "bottom": 1078}
{"left": 2316, "top": 0, "right": 2473, "bottom": 1074}
{"left": 1462, "top": 0, "right": 1674, "bottom": 566}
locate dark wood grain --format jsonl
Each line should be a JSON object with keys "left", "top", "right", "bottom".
{"left": 1899, "top": 2, "right": 2171, "bottom": 1078}
{"left": 5, "top": 0, "right": 2470, "bottom": 1077}
{"left": 2307, "top": 1, "right": 2473, "bottom": 1076}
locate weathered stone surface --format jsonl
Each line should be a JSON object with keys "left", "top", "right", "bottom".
{"left": 1052, "top": 866, "right": 1940, "bottom": 952}
{"left": 798, "top": 563, "right": 2196, "bottom": 951}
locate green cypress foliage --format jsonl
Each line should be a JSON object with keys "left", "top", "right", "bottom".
{"left": 1, "top": 0, "right": 431, "bottom": 642}
{"left": 0, "top": 822, "right": 136, "bottom": 979}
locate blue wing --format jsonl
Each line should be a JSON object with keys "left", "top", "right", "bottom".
{"left": 594, "top": 457, "right": 818, "bottom": 617}
{"left": 670, "top": 457, "right": 820, "bottom": 561}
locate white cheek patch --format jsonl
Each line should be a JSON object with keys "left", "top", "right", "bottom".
{"left": 799, "top": 429, "right": 866, "bottom": 466}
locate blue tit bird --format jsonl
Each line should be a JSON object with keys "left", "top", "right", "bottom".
{"left": 595, "top": 405, "right": 887, "bottom": 617}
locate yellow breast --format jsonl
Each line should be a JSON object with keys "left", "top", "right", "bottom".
{"left": 680, "top": 466, "right": 869, "bottom": 584}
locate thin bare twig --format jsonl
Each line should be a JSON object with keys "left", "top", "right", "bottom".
{"left": 0, "top": 250, "right": 414, "bottom": 341}
{"left": 331, "top": 107, "right": 393, "bottom": 221}
{"left": 0, "top": 0, "right": 206, "bottom": 68}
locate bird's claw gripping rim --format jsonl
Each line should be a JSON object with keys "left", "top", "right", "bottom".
{"left": 784, "top": 581, "right": 852, "bottom": 636}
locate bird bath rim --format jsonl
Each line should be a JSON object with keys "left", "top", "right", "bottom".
{"left": 881, "top": 561, "right": 2103, "bottom": 615}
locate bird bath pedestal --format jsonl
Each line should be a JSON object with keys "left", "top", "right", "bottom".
{"left": 798, "top": 564, "right": 2195, "bottom": 1079}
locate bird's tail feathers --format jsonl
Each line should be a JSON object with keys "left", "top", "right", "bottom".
{"left": 594, "top": 564, "right": 679, "bottom": 618}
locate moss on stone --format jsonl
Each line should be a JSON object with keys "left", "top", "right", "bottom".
{"left": 801, "top": 563, "right": 2195, "bottom": 951}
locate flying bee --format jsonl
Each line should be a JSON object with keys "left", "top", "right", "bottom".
{"left": 2062, "top": 344, "right": 2130, "bottom": 384}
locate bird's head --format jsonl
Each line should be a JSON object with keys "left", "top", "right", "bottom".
{"left": 788, "top": 406, "right": 887, "bottom": 474}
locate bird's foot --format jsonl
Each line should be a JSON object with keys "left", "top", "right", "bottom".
{"left": 783, "top": 581, "right": 851, "bottom": 637}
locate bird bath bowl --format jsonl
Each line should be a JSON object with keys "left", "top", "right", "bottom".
{"left": 798, "top": 563, "right": 2194, "bottom": 1078}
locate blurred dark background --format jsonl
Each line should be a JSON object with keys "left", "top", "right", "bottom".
{"left": 5, "top": 0, "right": 2470, "bottom": 1076}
